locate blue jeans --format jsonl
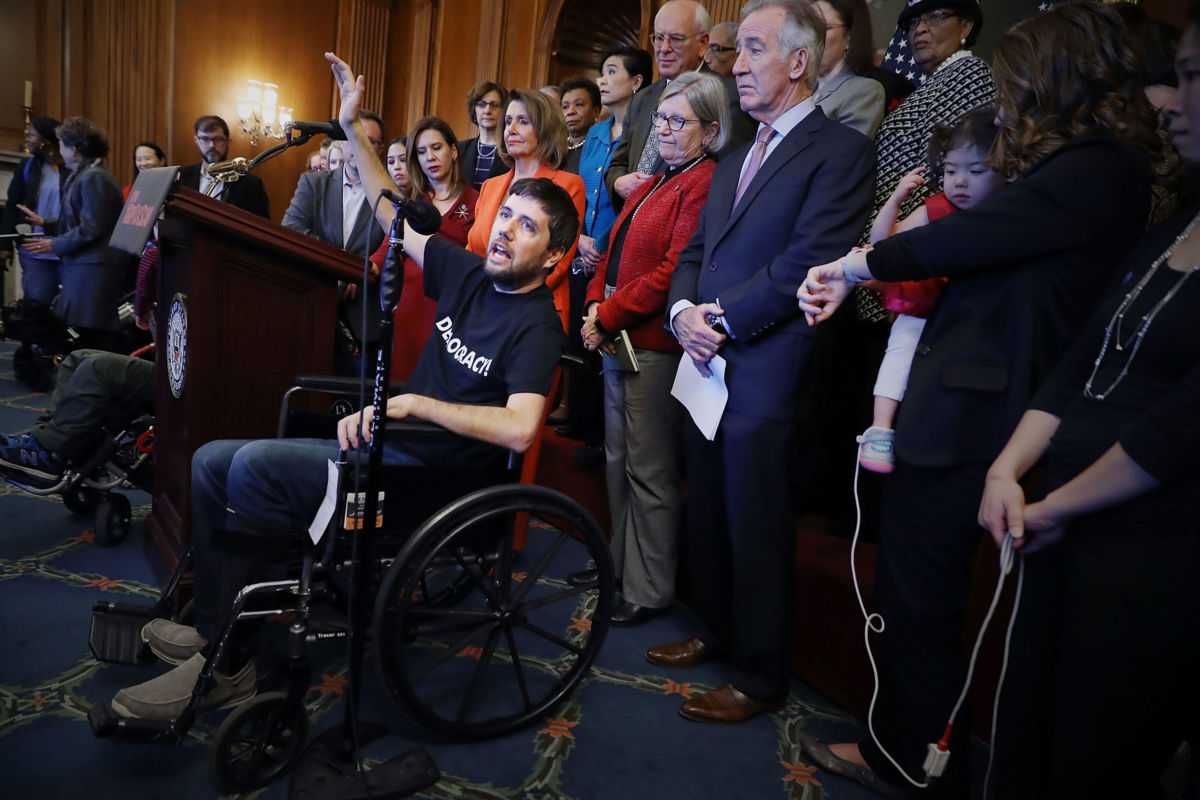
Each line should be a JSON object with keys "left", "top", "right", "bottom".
{"left": 190, "top": 437, "right": 422, "bottom": 639}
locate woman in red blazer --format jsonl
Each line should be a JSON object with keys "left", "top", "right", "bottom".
{"left": 468, "top": 89, "right": 585, "bottom": 332}
{"left": 580, "top": 73, "right": 726, "bottom": 626}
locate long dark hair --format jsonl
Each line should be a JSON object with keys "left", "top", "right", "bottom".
{"left": 990, "top": 2, "right": 1164, "bottom": 178}
{"left": 405, "top": 116, "right": 465, "bottom": 202}
{"left": 821, "top": 0, "right": 876, "bottom": 75}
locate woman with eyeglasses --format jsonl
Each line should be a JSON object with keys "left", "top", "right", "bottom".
{"left": 460, "top": 80, "right": 511, "bottom": 191}
{"left": 865, "top": 0, "right": 993, "bottom": 237}
{"left": 466, "top": 88, "right": 586, "bottom": 332}
{"left": 812, "top": 0, "right": 885, "bottom": 138}
{"left": 579, "top": 72, "right": 725, "bottom": 626}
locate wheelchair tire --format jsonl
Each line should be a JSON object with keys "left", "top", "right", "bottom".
{"left": 62, "top": 483, "right": 101, "bottom": 515}
{"left": 372, "top": 484, "right": 615, "bottom": 741}
{"left": 209, "top": 691, "right": 309, "bottom": 793}
{"left": 93, "top": 494, "right": 132, "bottom": 547}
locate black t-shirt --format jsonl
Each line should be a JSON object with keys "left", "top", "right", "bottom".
{"left": 398, "top": 236, "right": 564, "bottom": 466}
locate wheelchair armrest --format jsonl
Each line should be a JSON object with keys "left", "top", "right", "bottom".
{"left": 381, "top": 416, "right": 454, "bottom": 440}
{"left": 292, "top": 375, "right": 407, "bottom": 396}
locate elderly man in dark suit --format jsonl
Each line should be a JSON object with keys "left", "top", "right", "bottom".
{"left": 604, "top": 0, "right": 755, "bottom": 212}
{"left": 281, "top": 111, "right": 387, "bottom": 371}
{"left": 648, "top": 0, "right": 874, "bottom": 724}
{"left": 177, "top": 115, "right": 270, "bottom": 219}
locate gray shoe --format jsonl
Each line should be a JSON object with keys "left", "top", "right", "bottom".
{"left": 141, "top": 618, "right": 208, "bottom": 665}
{"left": 111, "top": 652, "right": 256, "bottom": 720}
{"left": 795, "top": 732, "right": 912, "bottom": 800}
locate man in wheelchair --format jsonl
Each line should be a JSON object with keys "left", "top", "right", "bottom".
{"left": 0, "top": 349, "right": 154, "bottom": 486}
{"left": 107, "top": 161, "right": 577, "bottom": 720}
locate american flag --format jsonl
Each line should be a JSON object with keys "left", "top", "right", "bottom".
{"left": 880, "top": 25, "right": 921, "bottom": 86}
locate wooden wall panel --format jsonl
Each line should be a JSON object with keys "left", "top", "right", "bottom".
{"left": 0, "top": 3, "right": 40, "bottom": 152}
{"left": 706, "top": 0, "right": 741, "bottom": 25}
{"left": 334, "top": 0, "right": 391, "bottom": 120}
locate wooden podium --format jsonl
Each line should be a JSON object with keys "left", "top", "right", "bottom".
{"left": 147, "top": 187, "right": 364, "bottom": 569}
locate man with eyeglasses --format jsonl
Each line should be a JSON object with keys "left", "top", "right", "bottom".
{"left": 177, "top": 115, "right": 270, "bottom": 218}
{"left": 604, "top": 0, "right": 754, "bottom": 210}
{"left": 281, "top": 110, "right": 389, "bottom": 375}
{"left": 704, "top": 21, "right": 739, "bottom": 76}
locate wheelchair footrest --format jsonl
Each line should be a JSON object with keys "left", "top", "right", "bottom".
{"left": 289, "top": 723, "right": 440, "bottom": 800}
{"left": 89, "top": 600, "right": 157, "bottom": 664}
{"left": 88, "top": 702, "right": 182, "bottom": 744}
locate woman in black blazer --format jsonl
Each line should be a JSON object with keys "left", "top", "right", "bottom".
{"left": 795, "top": 5, "right": 1171, "bottom": 797}
{"left": 459, "top": 79, "right": 511, "bottom": 190}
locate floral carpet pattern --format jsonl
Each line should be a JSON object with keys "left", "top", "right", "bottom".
{"left": 0, "top": 339, "right": 881, "bottom": 800}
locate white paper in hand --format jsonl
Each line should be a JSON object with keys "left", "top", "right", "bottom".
{"left": 308, "top": 459, "right": 339, "bottom": 545}
{"left": 671, "top": 353, "right": 728, "bottom": 440}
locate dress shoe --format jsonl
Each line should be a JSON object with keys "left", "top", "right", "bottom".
{"left": 645, "top": 637, "right": 713, "bottom": 668}
{"left": 795, "top": 733, "right": 911, "bottom": 800}
{"left": 573, "top": 444, "right": 605, "bottom": 469}
{"left": 610, "top": 600, "right": 669, "bottom": 626}
{"left": 566, "top": 567, "right": 598, "bottom": 587}
{"left": 678, "top": 683, "right": 785, "bottom": 724}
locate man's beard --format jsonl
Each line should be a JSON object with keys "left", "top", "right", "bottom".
{"left": 485, "top": 255, "right": 546, "bottom": 292}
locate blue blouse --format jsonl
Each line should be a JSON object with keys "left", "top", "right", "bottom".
{"left": 578, "top": 117, "right": 621, "bottom": 240}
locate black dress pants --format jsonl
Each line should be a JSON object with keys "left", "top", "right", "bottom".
{"left": 858, "top": 459, "right": 989, "bottom": 798}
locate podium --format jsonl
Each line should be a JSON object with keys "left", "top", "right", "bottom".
{"left": 147, "top": 187, "right": 364, "bottom": 568}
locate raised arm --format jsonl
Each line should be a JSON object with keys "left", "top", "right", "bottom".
{"left": 326, "top": 51, "right": 398, "bottom": 233}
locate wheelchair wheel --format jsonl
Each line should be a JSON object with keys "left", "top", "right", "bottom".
{"left": 373, "top": 484, "right": 614, "bottom": 741}
{"left": 93, "top": 493, "right": 132, "bottom": 547}
{"left": 62, "top": 483, "right": 101, "bottom": 515}
{"left": 209, "top": 691, "right": 309, "bottom": 793}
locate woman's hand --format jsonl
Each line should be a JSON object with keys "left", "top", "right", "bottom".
{"left": 580, "top": 304, "right": 607, "bottom": 351}
{"left": 796, "top": 260, "right": 854, "bottom": 325}
{"left": 577, "top": 235, "right": 602, "bottom": 271}
{"left": 21, "top": 236, "right": 53, "bottom": 256}
{"left": 17, "top": 203, "right": 45, "bottom": 227}
{"left": 978, "top": 473, "right": 1028, "bottom": 550}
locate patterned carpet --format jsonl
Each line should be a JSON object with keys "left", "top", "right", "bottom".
{"left": 0, "top": 338, "right": 895, "bottom": 800}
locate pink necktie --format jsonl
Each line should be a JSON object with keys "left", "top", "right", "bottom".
{"left": 733, "top": 125, "right": 776, "bottom": 209}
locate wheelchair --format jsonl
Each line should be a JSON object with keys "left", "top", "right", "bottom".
{"left": 87, "top": 245, "right": 615, "bottom": 794}
{"left": 2, "top": 414, "right": 154, "bottom": 546}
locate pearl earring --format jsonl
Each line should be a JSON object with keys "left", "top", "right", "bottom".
{"left": 960, "top": 37, "right": 966, "bottom": 45}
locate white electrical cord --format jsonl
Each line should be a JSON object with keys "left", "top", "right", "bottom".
{"left": 849, "top": 443, "right": 1025, "bottom": 790}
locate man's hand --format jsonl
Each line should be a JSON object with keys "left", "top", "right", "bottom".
{"left": 614, "top": 171, "right": 653, "bottom": 200}
{"left": 674, "top": 303, "right": 726, "bottom": 378}
{"left": 337, "top": 394, "right": 417, "bottom": 450}
{"left": 325, "top": 52, "right": 364, "bottom": 132}
{"left": 796, "top": 262, "right": 853, "bottom": 325}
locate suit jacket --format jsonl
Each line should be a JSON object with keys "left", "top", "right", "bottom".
{"left": 604, "top": 67, "right": 756, "bottom": 211}
{"left": 586, "top": 158, "right": 715, "bottom": 352}
{"left": 668, "top": 108, "right": 875, "bottom": 421}
{"left": 281, "top": 167, "right": 384, "bottom": 258}
{"left": 815, "top": 69, "right": 886, "bottom": 139}
{"left": 281, "top": 166, "right": 386, "bottom": 344}
{"left": 459, "top": 136, "right": 511, "bottom": 191}
{"left": 177, "top": 162, "right": 271, "bottom": 219}
{"left": 866, "top": 137, "right": 1151, "bottom": 467}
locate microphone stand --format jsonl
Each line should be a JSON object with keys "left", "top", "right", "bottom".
{"left": 202, "top": 130, "right": 314, "bottom": 196}
{"left": 290, "top": 203, "right": 440, "bottom": 799}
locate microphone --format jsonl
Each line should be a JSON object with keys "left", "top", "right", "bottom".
{"left": 288, "top": 119, "right": 347, "bottom": 140}
{"left": 380, "top": 189, "right": 442, "bottom": 235}
{"left": 206, "top": 157, "right": 249, "bottom": 180}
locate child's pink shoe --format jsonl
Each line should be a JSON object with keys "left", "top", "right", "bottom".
{"left": 857, "top": 426, "right": 895, "bottom": 474}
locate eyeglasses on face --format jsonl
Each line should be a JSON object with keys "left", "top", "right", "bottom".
{"left": 195, "top": 134, "right": 228, "bottom": 146}
{"left": 906, "top": 8, "right": 957, "bottom": 34}
{"left": 651, "top": 111, "right": 699, "bottom": 131}
{"left": 475, "top": 100, "right": 504, "bottom": 110}
{"left": 651, "top": 32, "right": 701, "bottom": 51}
{"left": 706, "top": 43, "right": 736, "bottom": 56}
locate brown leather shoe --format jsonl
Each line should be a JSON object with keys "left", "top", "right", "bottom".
{"left": 678, "top": 683, "right": 785, "bottom": 724}
{"left": 645, "top": 637, "right": 712, "bottom": 668}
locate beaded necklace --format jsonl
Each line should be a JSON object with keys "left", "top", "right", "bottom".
{"left": 1083, "top": 211, "right": 1200, "bottom": 401}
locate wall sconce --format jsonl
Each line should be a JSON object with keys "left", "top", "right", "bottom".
{"left": 236, "top": 79, "right": 292, "bottom": 146}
